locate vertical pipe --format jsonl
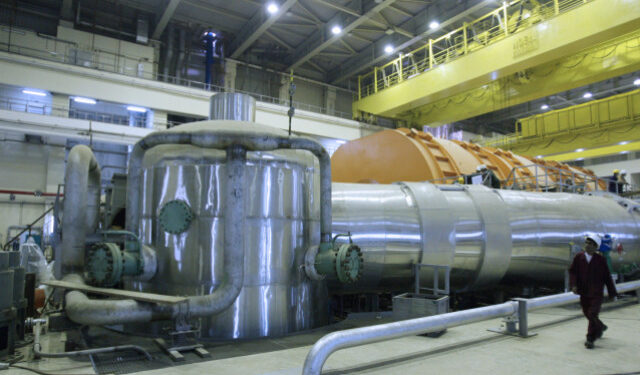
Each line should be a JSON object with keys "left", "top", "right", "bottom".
{"left": 60, "top": 145, "right": 101, "bottom": 277}
{"left": 357, "top": 75, "right": 361, "bottom": 100}
{"left": 163, "top": 24, "right": 174, "bottom": 82}
{"left": 186, "top": 145, "right": 246, "bottom": 317}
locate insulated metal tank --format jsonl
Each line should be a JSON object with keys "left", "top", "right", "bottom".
{"left": 331, "top": 182, "right": 640, "bottom": 292}
{"left": 124, "top": 121, "right": 327, "bottom": 339}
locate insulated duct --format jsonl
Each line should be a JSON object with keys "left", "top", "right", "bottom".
{"left": 60, "top": 145, "right": 101, "bottom": 277}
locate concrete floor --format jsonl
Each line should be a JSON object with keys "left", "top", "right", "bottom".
{"left": 6, "top": 298, "right": 640, "bottom": 375}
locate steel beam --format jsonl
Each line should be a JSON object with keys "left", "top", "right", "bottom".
{"left": 287, "top": 0, "right": 402, "bottom": 70}
{"left": 229, "top": 0, "right": 298, "bottom": 58}
{"left": 152, "top": 0, "right": 181, "bottom": 40}
{"left": 353, "top": 0, "right": 640, "bottom": 123}
{"left": 328, "top": 0, "right": 494, "bottom": 83}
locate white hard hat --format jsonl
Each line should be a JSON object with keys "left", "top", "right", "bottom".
{"left": 476, "top": 164, "right": 487, "bottom": 171}
{"left": 620, "top": 169, "right": 627, "bottom": 175}
{"left": 585, "top": 233, "right": 602, "bottom": 248}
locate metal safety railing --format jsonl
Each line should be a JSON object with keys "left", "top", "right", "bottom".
{"left": 0, "top": 36, "right": 353, "bottom": 120}
{"left": 357, "top": 0, "right": 593, "bottom": 100}
{"left": 503, "top": 163, "right": 607, "bottom": 193}
{"left": 302, "top": 279, "right": 640, "bottom": 375}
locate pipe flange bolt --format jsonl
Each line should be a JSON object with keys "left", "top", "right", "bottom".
{"left": 158, "top": 200, "right": 193, "bottom": 234}
{"left": 335, "top": 244, "right": 363, "bottom": 284}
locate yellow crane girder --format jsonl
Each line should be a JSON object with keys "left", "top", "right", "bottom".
{"left": 410, "top": 28, "right": 640, "bottom": 125}
{"left": 482, "top": 88, "right": 640, "bottom": 160}
{"left": 352, "top": 0, "right": 640, "bottom": 126}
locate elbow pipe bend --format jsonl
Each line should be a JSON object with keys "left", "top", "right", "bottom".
{"left": 63, "top": 274, "right": 173, "bottom": 326}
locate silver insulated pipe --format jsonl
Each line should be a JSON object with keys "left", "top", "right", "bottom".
{"left": 331, "top": 182, "right": 640, "bottom": 292}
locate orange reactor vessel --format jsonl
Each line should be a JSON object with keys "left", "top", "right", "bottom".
{"left": 331, "top": 128, "right": 604, "bottom": 191}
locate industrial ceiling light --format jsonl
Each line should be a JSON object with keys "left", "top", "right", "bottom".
{"left": 634, "top": 78, "right": 640, "bottom": 86}
{"left": 384, "top": 44, "right": 394, "bottom": 54}
{"left": 575, "top": 148, "right": 584, "bottom": 152}
{"left": 267, "top": 2, "right": 279, "bottom": 14}
{"left": 22, "top": 89, "right": 47, "bottom": 97}
{"left": 583, "top": 92, "right": 593, "bottom": 99}
{"left": 331, "top": 25, "right": 342, "bottom": 35}
{"left": 536, "top": 155, "right": 543, "bottom": 158}
{"left": 429, "top": 21, "right": 439, "bottom": 30}
{"left": 127, "top": 106, "right": 147, "bottom": 113}
{"left": 73, "top": 97, "right": 97, "bottom": 105}
{"left": 619, "top": 141, "right": 629, "bottom": 145}
{"left": 540, "top": 104, "right": 549, "bottom": 110}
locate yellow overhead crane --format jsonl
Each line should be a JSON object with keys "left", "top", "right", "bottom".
{"left": 352, "top": 0, "right": 640, "bottom": 127}
{"left": 481, "top": 87, "right": 640, "bottom": 161}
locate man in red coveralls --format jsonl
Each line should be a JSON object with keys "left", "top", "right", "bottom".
{"left": 569, "top": 234, "right": 617, "bottom": 349}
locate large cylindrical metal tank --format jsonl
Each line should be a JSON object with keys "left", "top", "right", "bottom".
{"left": 124, "top": 121, "right": 327, "bottom": 340}
{"left": 331, "top": 182, "right": 640, "bottom": 292}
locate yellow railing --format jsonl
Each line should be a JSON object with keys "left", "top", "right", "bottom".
{"left": 356, "top": 0, "right": 592, "bottom": 100}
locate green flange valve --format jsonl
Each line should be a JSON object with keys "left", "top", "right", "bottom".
{"left": 85, "top": 230, "right": 148, "bottom": 287}
{"left": 85, "top": 242, "right": 141, "bottom": 287}
{"left": 304, "top": 233, "right": 363, "bottom": 284}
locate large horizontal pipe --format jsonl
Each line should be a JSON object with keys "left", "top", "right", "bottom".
{"left": 302, "top": 280, "right": 640, "bottom": 375}
{"left": 331, "top": 182, "right": 640, "bottom": 292}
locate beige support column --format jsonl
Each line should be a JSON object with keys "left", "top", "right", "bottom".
{"left": 51, "top": 93, "right": 69, "bottom": 117}
{"left": 324, "top": 87, "right": 336, "bottom": 116}
{"left": 151, "top": 110, "right": 168, "bottom": 130}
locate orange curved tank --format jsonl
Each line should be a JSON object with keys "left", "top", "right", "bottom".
{"left": 332, "top": 128, "right": 604, "bottom": 191}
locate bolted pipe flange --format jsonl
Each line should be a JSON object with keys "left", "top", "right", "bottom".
{"left": 158, "top": 199, "right": 194, "bottom": 234}
{"left": 335, "top": 244, "right": 363, "bottom": 284}
{"left": 85, "top": 242, "right": 123, "bottom": 287}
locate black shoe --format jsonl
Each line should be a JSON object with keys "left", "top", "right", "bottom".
{"left": 597, "top": 324, "right": 608, "bottom": 339}
{"left": 585, "top": 340, "right": 594, "bottom": 349}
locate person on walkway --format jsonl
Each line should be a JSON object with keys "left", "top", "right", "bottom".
{"left": 569, "top": 234, "right": 617, "bottom": 349}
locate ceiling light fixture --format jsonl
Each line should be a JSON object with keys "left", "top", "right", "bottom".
{"left": 634, "top": 78, "right": 640, "bottom": 86}
{"left": 22, "top": 89, "right": 47, "bottom": 97}
{"left": 267, "top": 2, "right": 279, "bottom": 14}
{"left": 583, "top": 92, "right": 593, "bottom": 99}
{"left": 429, "top": 21, "right": 439, "bottom": 30}
{"left": 331, "top": 25, "right": 342, "bottom": 35}
{"left": 127, "top": 106, "right": 147, "bottom": 113}
{"left": 73, "top": 97, "right": 97, "bottom": 105}
{"left": 540, "top": 104, "right": 549, "bottom": 110}
{"left": 575, "top": 148, "right": 585, "bottom": 152}
{"left": 384, "top": 44, "right": 394, "bottom": 54}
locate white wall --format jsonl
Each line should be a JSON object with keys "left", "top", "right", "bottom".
{"left": 0, "top": 134, "right": 64, "bottom": 242}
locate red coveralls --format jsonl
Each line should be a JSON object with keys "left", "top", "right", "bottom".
{"left": 569, "top": 251, "right": 617, "bottom": 342}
